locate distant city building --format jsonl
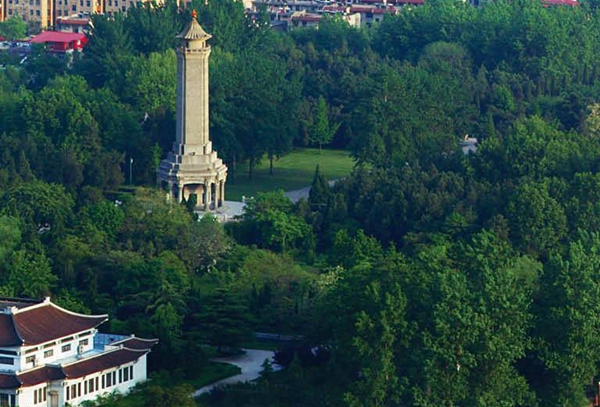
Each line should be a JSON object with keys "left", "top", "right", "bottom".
{"left": 55, "top": 16, "right": 90, "bottom": 33}
{"left": 250, "top": 0, "right": 416, "bottom": 30}
{"left": 0, "top": 297, "right": 156, "bottom": 407}
{"left": 0, "top": 0, "right": 161, "bottom": 30}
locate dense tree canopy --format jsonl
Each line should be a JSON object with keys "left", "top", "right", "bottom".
{"left": 6, "top": 0, "right": 600, "bottom": 406}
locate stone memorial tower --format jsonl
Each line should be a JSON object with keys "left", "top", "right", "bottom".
{"left": 157, "top": 11, "right": 227, "bottom": 210}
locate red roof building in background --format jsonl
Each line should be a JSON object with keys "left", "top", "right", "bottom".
{"left": 543, "top": 0, "right": 578, "bottom": 6}
{"left": 0, "top": 297, "right": 156, "bottom": 407}
{"left": 29, "top": 31, "right": 87, "bottom": 53}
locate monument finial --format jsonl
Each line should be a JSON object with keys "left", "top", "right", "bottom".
{"left": 191, "top": 9, "right": 198, "bottom": 19}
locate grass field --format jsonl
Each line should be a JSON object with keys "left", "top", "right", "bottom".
{"left": 226, "top": 148, "right": 355, "bottom": 201}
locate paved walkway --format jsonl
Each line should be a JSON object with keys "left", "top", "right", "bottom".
{"left": 284, "top": 180, "right": 337, "bottom": 203}
{"left": 192, "top": 349, "right": 276, "bottom": 397}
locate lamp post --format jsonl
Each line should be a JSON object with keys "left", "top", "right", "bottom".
{"left": 129, "top": 157, "right": 134, "bottom": 185}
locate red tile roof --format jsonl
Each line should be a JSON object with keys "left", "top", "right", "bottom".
{"left": 14, "top": 304, "right": 107, "bottom": 346}
{"left": 389, "top": 0, "right": 425, "bottom": 4}
{"left": 0, "top": 300, "right": 108, "bottom": 347}
{"left": 0, "top": 315, "right": 21, "bottom": 347}
{"left": 0, "top": 374, "right": 20, "bottom": 389}
{"left": 18, "top": 366, "right": 65, "bottom": 387}
{"left": 30, "top": 31, "right": 86, "bottom": 44}
{"left": 111, "top": 337, "right": 159, "bottom": 351}
{"left": 62, "top": 348, "right": 149, "bottom": 379}
{"left": 0, "top": 340, "right": 155, "bottom": 389}
{"left": 350, "top": 5, "right": 377, "bottom": 12}
{"left": 57, "top": 18, "right": 90, "bottom": 26}
{"left": 543, "top": 0, "right": 578, "bottom": 5}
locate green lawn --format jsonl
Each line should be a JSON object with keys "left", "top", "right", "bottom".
{"left": 226, "top": 148, "right": 355, "bottom": 201}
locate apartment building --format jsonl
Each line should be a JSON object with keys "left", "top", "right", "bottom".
{"left": 0, "top": 0, "right": 156, "bottom": 30}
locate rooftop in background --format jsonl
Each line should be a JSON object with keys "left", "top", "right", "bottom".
{"left": 543, "top": 0, "right": 578, "bottom": 5}
{"left": 0, "top": 297, "right": 44, "bottom": 311}
{"left": 30, "top": 31, "right": 86, "bottom": 44}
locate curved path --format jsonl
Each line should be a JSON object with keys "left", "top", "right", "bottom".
{"left": 192, "top": 349, "right": 276, "bottom": 397}
{"left": 284, "top": 179, "right": 338, "bottom": 203}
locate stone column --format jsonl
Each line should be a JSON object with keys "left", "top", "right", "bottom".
{"left": 219, "top": 180, "right": 225, "bottom": 207}
{"left": 178, "top": 185, "right": 184, "bottom": 203}
{"left": 214, "top": 179, "right": 221, "bottom": 209}
{"left": 203, "top": 184, "right": 208, "bottom": 211}
{"left": 207, "top": 183, "right": 213, "bottom": 210}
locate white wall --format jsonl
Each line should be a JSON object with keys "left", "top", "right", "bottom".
{"left": 17, "top": 383, "right": 47, "bottom": 407}
{"left": 20, "top": 331, "right": 96, "bottom": 370}
{"left": 65, "top": 356, "right": 148, "bottom": 406}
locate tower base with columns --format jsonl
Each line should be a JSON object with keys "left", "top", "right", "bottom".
{"left": 157, "top": 142, "right": 227, "bottom": 211}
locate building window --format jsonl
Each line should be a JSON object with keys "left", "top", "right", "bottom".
{"left": 61, "top": 344, "right": 71, "bottom": 352}
{"left": 123, "top": 367, "right": 129, "bottom": 381}
{"left": 35, "top": 10, "right": 39, "bottom": 15}
{"left": 26, "top": 355, "right": 35, "bottom": 364}
{"left": 43, "top": 349, "right": 53, "bottom": 358}
{"left": 57, "top": 9, "right": 62, "bottom": 15}
{"left": 72, "top": 4, "right": 76, "bottom": 10}
{"left": 129, "top": 365, "right": 133, "bottom": 379}
{"left": 33, "top": 387, "right": 46, "bottom": 404}
{"left": 0, "top": 357, "right": 13, "bottom": 365}
{"left": 7, "top": 9, "right": 11, "bottom": 14}
{"left": 119, "top": 369, "right": 122, "bottom": 383}
{"left": 86, "top": 0, "right": 90, "bottom": 5}
{"left": 78, "top": 339, "right": 89, "bottom": 347}
{"left": 29, "top": 9, "right": 33, "bottom": 15}
{"left": 65, "top": 386, "right": 69, "bottom": 400}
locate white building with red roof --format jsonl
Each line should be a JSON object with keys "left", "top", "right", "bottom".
{"left": 0, "top": 297, "right": 157, "bottom": 407}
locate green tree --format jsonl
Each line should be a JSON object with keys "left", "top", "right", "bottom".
{"left": 8, "top": 249, "right": 57, "bottom": 297}
{"left": 536, "top": 233, "right": 600, "bottom": 406}
{"left": 0, "top": 215, "right": 20, "bottom": 267}
{"left": 308, "top": 165, "right": 331, "bottom": 211}
{"left": 311, "top": 96, "right": 340, "bottom": 152}
{"left": 0, "top": 16, "right": 26, "bottom": 40}
{"left": 192, "top": 288, "right": 252, "bottom": 353}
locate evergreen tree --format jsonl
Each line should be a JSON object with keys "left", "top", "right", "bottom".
{"left": 308, "top": 165, "right": 330, "bottom": 211}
